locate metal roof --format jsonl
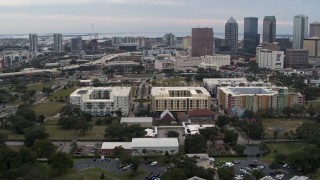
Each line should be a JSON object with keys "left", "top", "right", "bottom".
{"left": 120, "top": 117, "right": 153, "bottom": 123}
{"left": 101, "top": 142, "right": 132, "bottom": 150}
{"left": 131, "top": 138, "right": 178, "bottom": 148}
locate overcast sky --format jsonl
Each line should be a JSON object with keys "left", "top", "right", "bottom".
{"left": 0, "top": 0, "right": 318, "bottom": 35}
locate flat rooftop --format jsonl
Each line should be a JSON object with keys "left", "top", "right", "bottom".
{"left": 131, "top": 138, "right": 178, "bottom": 148}
{"left": 151, "top": 87, "right": 210, "bottom": 97}
{"left": 70, "top": 87, "right": 131, "bottom": 100}
{"left": 120, "top": 117, "right": 153, "bottom": 123}
{"left": 220, "top": 87, "right": 277, "bottom": 96}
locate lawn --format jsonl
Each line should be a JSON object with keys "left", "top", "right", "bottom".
{"left": 32, "top": 103, "right": 65, "bottom": 117}
{"left": 262, "top": 118, "right": 310, "bottom": 139}
{"left": 261, "top": 143, "right": 315, "bottom": 162}
{"left": 45, "top": 125, "right": 108, "bottom": 140}
{"left": 48, "top": 86, "right": 78, "bottom": 101}
{"left": 0, "top": 129, "right": 24, "bottom": 140}
{"left": 153, "top": 78, "right": 187, "bottom": 87}
{"left": 26, "top": 82, "right": 51, "bottom": 91}
{"left": 52, "top": 168, "right": 146, "bottom": 180}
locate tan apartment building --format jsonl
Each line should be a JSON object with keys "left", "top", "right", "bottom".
{"left": 151, "top": 87, "right": 211, "bottom": 112}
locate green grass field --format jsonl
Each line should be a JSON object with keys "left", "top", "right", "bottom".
{"left": 45, "top": 125, "right": 108, "bottom": 140}
{"left": 153, "top": 78, "right": 187, "bottom": 87}
{"left": 32, "top": 103, "right": 65, "bottom": 117}
{"left": 262, "top": 143, "right": 315, "bottom": 162}
{"left": 262, "top": 118, "right": 310, "bottom": 139}
{"left": 26, "top": 82, "right": 50, "bottom": 91}
{"left": 48, "top": 86, "right": 78, "bottom": 101}
{"left": 52, "top": 168, "right": 146, "bottom": 180}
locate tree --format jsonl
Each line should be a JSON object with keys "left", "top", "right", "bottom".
{"left": 162, "top": 168, "right": 187, "bottom": 180}
{"left": 234, "top": 144, "right": 246, "bottom": 155}
{"left": 114, "top": 146, "right": 126, "bottom": 156}
{"left": 32, "top": 139, "right": 57, "bottom": 158}
{"left": 0, "top": 132, "right": 7, "bottom": 147}
{"left": 216, "top": 115, "right": 230, "bottom": 128}
{"left": 199, "top": 127, "right": 217, "bottom": 141}
{"left": 242, "top": 110, "right": 254, "bottom": 119}
{"left": 252, "top": 169, "right": 265, "bottom": 179}
{"left": 24, "top": 126, "right": 49, "bottom": 147}
{"left": 74, "top": 119, "right": 93, "bottom": 135}
{"left": 218, "top": 167, "right": 235, "bottom": 180}
{"left": 287, "top": 147, "right": 320, "bottom": 173}
{"left": 19, "top": 147, "right": 36, "bottom": 165}
{"left": 37, "top": 115, "right": 45, "bottom": 123}
{"left": 100, "top": 172, "right": 105, "bottom": 179}
{"left": 223, "top": 130, "right": 239, "bottom": 147}
{"left": 269, "top": 161, "right": 280, "bottom": 170}
{"left": 142, "top": 149, "right": 147, "bottom": 156}
{"left": 275, "top": 153, "right": 287, "bottom": 164}
{"left": 48, "top": 152, "right": 74, "bottom": 174}
{"left": 184, "top": 134, "right": 207, "bottom": 153}
{"left": 131, "top": 157, "right": 140, "bottom": 172}
{"left": 167, "top": 131, "right": 179, "bottom": 138}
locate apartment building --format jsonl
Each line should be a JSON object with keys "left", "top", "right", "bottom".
{"left": 217, "top": 87, "right": 304, "bottom": 114}
{"left": 151, "top": 87, "right": 211, "bottom": 112}
{"left": 70, "top": 87, "right": 131, "bottom": 116}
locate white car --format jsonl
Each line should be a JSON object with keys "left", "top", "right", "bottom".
{"left": 151, "top": 161, "right": 158, "bottom": 166}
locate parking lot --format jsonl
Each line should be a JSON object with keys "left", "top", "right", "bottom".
{"left": 73, "top": 158, "right": 168, "bottom": 180}
{"left": 220, "top": 157, "right": 302, "bottom": 180}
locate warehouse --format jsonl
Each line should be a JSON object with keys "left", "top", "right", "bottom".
{"left": 120, "top": 117, "right": 153, "bottom": 127}
{"left": 131, "top": 138, "right": 179, "bottom": 156}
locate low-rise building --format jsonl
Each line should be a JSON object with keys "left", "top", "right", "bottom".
{"left": 101, "top": 142, "right": 132, "bottom": 154}
{"left": 173, "top": 57, "right": 202, "bottom": 71}
{"left": 188, "top": 109, "right": 215, "bottom": 121}
{"left": 202, "top": 55, "right": 231, "bottom": 68}
{"left": 131, "top": 138, "right": 179, "bottom": 156}
{"left": 151, "top": 87, "right": 211, "bottom": 112}
{"left": 104, "top": 61, "right": 139, "bottom": 70}
{"left": 120, "top": 117, "right": 153, "bottom": 127}
{"left": 217, "top": 87, "right": 305, "bottom": 114}
{"left": 154, "top": 59, "right": 174, "bottom": 71}
{"left": 70, "top": 87, "right": 131, "bottom": 116}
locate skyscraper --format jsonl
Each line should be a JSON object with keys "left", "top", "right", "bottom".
{"left": 263, "top": 16, "right": 276, "bottom": 43}
{"left": 310, "top": 21, "right": 320, "bottom": 37}
{"left": 163, "top": 33, "right": 176, "bottom": 47}
{"left": 53, "top": 33, "right": 63, "bottom": 53}
{"left": 293, "top": 14, "right": 308, "bottom": 49}
{"left": 71, "top": 37, "right": 83, "bottom": 53}
{"left": 244, "top": 17, "right": 259, "bottom": 54}
{"left": 29, "top": 33, "right": 38, "bottom": 53}
{"left": 225, "top": 17, "right": 238, "bottom": 54}
{"left": 192, "top": 28, "right": 213, "bottom": 57}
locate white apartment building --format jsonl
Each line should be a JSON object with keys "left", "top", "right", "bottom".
{"left": 151, "top": 87, "right": 211, "bottom": 112}
{"left": 70, "top": 87, "right": 131, "bottom": 116}
{"left": 256, "top": 46, "right": 284, "bottom": 69}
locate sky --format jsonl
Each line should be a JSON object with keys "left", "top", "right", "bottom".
{"left": 0, "top": 0, "right": 318, "bottom": 35}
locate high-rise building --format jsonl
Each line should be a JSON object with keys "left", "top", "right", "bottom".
{"left": 303, "top": 37, "right": 320, "bottom": 63}
{"left": 163, "top": 33, "right": 176, "bottom": 47}
{"left": 29, "top": 33, "right": 38, "bottom": 53}
{"left": 192, "top": 28, "right": 214, "bottom": 57}
{"left": 263, "top": 16, "right": 276, "bottom": 43}
{"left": 225, "top": 17, "right": 238, "bottom": 54}
{"left": 293, "top": 14, "right": 308, "bottom": 49}
{"left": 244, "top": 17, "right": 259, "bottom": 54}
{"left": 136, "top": 37, "right": 146, "bottom": 48}
{"left": 256, "top": 46, "right": 284, "bottom": 70}
{"left": 182, "top": 36, "right": 192, "bottom": 49}
{"left": 53, "top": 33, "right": 63, "bottom": 53}
{"left": 70, "top": 37, "right": 83, "bottom": 53}
{"left": 310, "top": 21, "right": 320, "bottom": 37}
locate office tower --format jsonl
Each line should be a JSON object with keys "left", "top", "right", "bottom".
{"left": 192, "top": 28, "right": 213, "bottom": 57}
{"left": 182, "top": 36, "right": 192, "bottom": 49}
{"left": 244, "top": 17, "right": 259, "bottom": 54}
{"left": 135, "top": 36, "right": 146, "bottom": 48}
{"left": 285, "top": 49, "right": 309, "bottom": 68}
{"left": 163, "top": 33, "right": 176, "bottom": 47}
{"left": 303, "top": 38, "right": 320, "bottom": 63}
{"left": 29, "top": 33, "right": 38, "bottom": 53}
{"left": 310, "top": 21, "right": 320, "bottom": 37}
{"left": 263, "top": 16, "right": 276, "bottom": 43}
{"left": 225, "top": 17, "right": 238, "bottom": 54}
{"left": 293, "top": 14, "right": 308, "bottom": 49}
{"left": 122, "top": 37, "right": 135, "bottom": 43}
{"left": 53, "top": 33, "right": 63, "bottom": 53}
{"left": 70, "top": 37, "right": 83, "bottom": 53}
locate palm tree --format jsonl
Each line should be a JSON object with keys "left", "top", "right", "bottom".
{"left": 142, "top": 149, "right": 147, "bottom": 156}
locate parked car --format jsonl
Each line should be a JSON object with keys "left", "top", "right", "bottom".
{"left": 150, "top": 161, "right": 158, "bottom": 166}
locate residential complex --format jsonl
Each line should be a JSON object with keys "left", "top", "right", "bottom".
{"left": 192, "top": 28, "right": 214, "bottom": 57}
{"left": 225, "top": 17, "right": 238, "bottom": 54}
{"left": 256, "top": 46, "right": 284, "bottom": 69}
{"left": 292, "top": 14, "right": 308, "bottom": 49}
{"left": 70, "top": 87, "right": 131, "bottom": 116}
{"left": 217, "top": 87, "right": 305, "bottom": 114}
{"left": 151, "top": 87, "right": 211, "bottom": 112}
{"left": 263, "top": 16, "right": 276, "bottom": 43}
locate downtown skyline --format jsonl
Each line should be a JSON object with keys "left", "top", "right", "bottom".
{"left": 0, "top": 0, "right": 318, "bottom": 35}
